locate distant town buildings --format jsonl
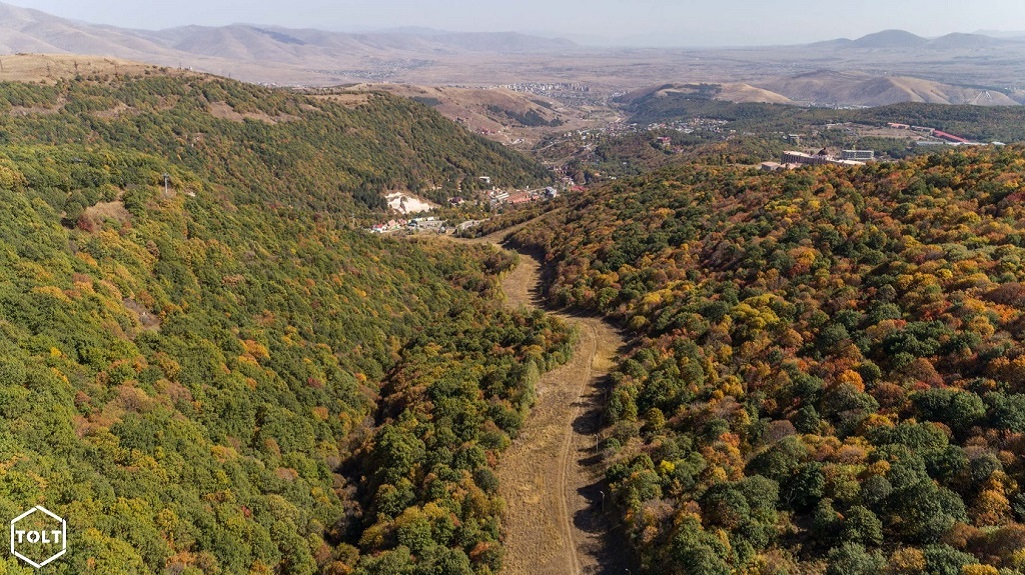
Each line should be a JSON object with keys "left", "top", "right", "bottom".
{"left": 886, "top": 122, "right": 985, "bottom": 146}
{"left": 408, "top": 217, "right": 445, "bottom": 232}
{"left": 841, "top": 149, "right": 876, "bottom": 161}
{"left": 932, "top": 130, "right": 969, "bottom": 144}
{"left": 781, "top": 150, "right": 866, "bottom": 168}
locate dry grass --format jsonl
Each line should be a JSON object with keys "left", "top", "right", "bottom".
{"left": 207, "top": 101, "right": 298, "bottom": 124}
{"left": 308, "top": 93, "right": 372, "bottom": 108}
{"left": 80, "top": 200, "right": 131, "bottom": 227}
{"left": 494, "top": 254, "right": 624, "bottom": 575}
{"left": 439, "top": 223, "right": 628, "bottom": 574}
{"left": 0, "top": 53, "right": 187, "bottom": 83}
{"left": 717, "top": 82, "right": 795, "bottom": 104}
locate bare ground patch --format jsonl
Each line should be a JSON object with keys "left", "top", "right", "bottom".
{"left": 79, "top": 200, "right": 131, "bottom": 229}
{"left": 123, "top": 298, "right": 161, "bottom": 333}
{"left": 438, "top": 221, "right": 630, "bottom": 574}
{"left": 493, "top": 250, "right": 628, "bottom": 575}
{"left": 307, "top": 93, "right": 373, "bottom": 108}
{"left": 208, "top": 101, "right": 299, "bottom": 123}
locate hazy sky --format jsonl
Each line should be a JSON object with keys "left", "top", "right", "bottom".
{"left": 10, "top": 0, "right": 1025, "bottom": 46}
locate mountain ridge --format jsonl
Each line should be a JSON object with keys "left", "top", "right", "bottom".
{"left": 0, "top": 2, "right": 579, "bottom": 84}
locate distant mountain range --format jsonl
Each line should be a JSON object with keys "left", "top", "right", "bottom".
{"left": 0, "top": 2, "right": 577, "bottom": 84}
{"left": 974, "top": 29, "right": 1025, "bottom": 39}
{"left": 0, "top": 2, "right": 1018, "bottom": 108}
{"left": 811, "top": 29, "right": 1022, "bottom": 50}
{"left": 757, "top": 70, "right": 1018, "bottom": 107}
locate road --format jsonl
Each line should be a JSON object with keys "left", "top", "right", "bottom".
{"left": 447, "top": 226, "right": 629, "bottom": 575}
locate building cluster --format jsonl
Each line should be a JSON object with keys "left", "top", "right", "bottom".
{"left": 647, "top": 118, "right": 730, "bottom": 135}
{"left": 886, "top": 123, "right": 997, "bottom": 147}
{"left": 841, "top": 149, "right": 876, "bottom": 161}
{"left": 761, "top": 149, "right": 871, "bottom": 171}
{"left": 489, "top": 186, "right": 559, "bottom": 207}
{"left": 325, "top": 58, "right": 433, "bottom": 81}
{"left": 495, "top": 82, "right": 608, "bottom": 106}
{"left": 369, "top": 218, "right": 409, "bottom": 233}
{"left": 368, "top": 185, "right": 561, "bottom": 236}
{"left": 369, "top": 217, "right": 444, "bottom": 233}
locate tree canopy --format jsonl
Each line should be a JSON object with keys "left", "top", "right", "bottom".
{"left": 510, "top": 145, "right": 1025, "bottom": 574}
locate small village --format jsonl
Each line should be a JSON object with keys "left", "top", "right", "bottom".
{"left": 367, "top": 180, "right": 560, "bottom": 235}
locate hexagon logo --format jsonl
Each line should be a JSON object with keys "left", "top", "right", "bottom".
{"left": 10, "top": 506, "right": 66, "bottom": 568}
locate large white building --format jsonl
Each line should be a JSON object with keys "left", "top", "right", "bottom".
{"left": 781, "top": 150, "right": 865, "bottom": 168}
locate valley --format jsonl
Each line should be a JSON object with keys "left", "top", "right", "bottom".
{"left": 444, "top": 222, "right": 629, "bottom": 575}
{"left": 3, "top": 2, "right": 1025, "bottom": 574}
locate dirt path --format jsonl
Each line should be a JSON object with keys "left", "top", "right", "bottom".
{"left": 443, "top": 226, "right": 629, "bottom": 575}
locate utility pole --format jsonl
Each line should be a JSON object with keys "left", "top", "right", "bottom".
{"left": 163, "top": 173, "right": 170, "bottom": 195}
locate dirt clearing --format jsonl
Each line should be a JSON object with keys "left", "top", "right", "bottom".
{"left": 442, "top": 224, "right": 629, "bottom": 574}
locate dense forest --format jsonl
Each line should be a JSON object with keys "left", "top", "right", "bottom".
{"left": 0, "top": 73, "right": 572, "bottom": 574}
{"left": 0, "top": 73, "right": 549, "bottom": 213}
{"left": 509, "top": 146, "right": 1025, "bottom": 574}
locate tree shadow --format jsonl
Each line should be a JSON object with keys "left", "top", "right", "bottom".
{"left": 503, "top": 242, "right": 639, "bottom": 574}
{"left": 571, "top": 370, "right": 638, "bottom": 574}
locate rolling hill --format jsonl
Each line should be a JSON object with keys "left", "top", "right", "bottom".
{"left": 0, "top": 2, "right": 1020, "bottom": 110}
{"left": 757, "top": 70, "right": 1020, "bottom": 107}
{"left": 850, "top": 29, "right": 929, "bottom": 49}
{"left": 618, "top": 83, "right": 795, "bottom": 106}
{"left": 0, "top": 54, "right": 550, "bottom": 211}
{"left": 0, "top": 61, "right": 573, "bottom": 574}
{"left": 925, "top": 32, "right": 1008, "bottom": 50}
{"left": 338, "top": 82, "right": 607, "bottom": 147}
{"left": 620, "top": 74, "right": 1018, "bottom": 112}
{"left": 815, "top": 29, "right": 1018, "bottom": 52}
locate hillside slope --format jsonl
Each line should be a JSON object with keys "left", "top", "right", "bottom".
{"left": 0, "top": 54, "right": 550, "bottom": 211}
{"left": 758, "top": 70, "right": 1019, "bottom": 107}
{"left": 508, "top": 146, "right": 1025, "bottom": 574}
{"left": 0, "top": 68, "right": 571, "bottom": 574}
{"left": 339, "top": 83, "right": 593, "bottom": 147}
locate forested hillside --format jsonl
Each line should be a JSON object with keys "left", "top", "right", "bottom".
{"left": 0, "top": 72, "right": 570, "bottom": 574}
{"left": 510, "top": 147, "right": 1025, "bottom": 574}
{"left": 0, "top": 72, "right": 549, "bottom": 212}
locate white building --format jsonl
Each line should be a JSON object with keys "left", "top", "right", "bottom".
{"left": 841, "top": 150, "right": 875, "bottom": 162}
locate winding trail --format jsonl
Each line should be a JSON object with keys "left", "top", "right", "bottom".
{"left": 445, "top": 225, "right": 629, "bottom": 575}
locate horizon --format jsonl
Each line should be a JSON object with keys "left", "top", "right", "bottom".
{"left": 5, "top": 0, "right": 1025, "bottom": 48}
